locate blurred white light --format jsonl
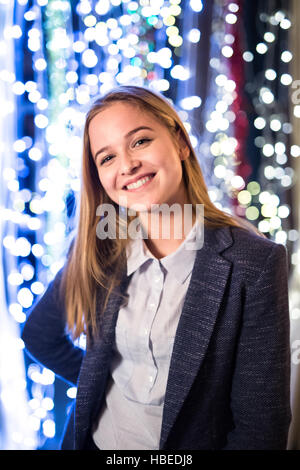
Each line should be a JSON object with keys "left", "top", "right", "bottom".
{"left": 256, "top": 42, "right": 268, "bottom": 54}
{"left": 281, "top": 50, "right": 293, "bottom": 63}
{"left": 3, "top": 168, "right": 16, "bottom": 181}
{"left": 29, "top": 416, "right": 40, "bottom": 431}
{"left": 73, "top": 40, "right": 85, "bottom": 53}
{"left": 31, "top": 281, "right": 45, "bottom": 295}
{"left": 42, "top": 398, "right": 54, "bottom": 410}
{"left": 265, "top": 69, "right": 276, "bottom": 80}
{"left": 189, "top": 0, "right": 203, "bottom": 12}
{"left": 17, "top": 288, "right": 34, "bottom": 309}
{"left": 281, "top": 175, "right": 292, "bottom": 187}
{"left": 280, "top": 74, "right": 292, "bottom": 86}
{"left": 225, "top": 13, "right": 237, "bottom": 24}
{"left": 215, "top": 74, "right": 227, "bottom": 86}
{"left": 170, "top": 65, "right": 190, "bottom": 80}
{"left": 95, "top": 0, "right": 110, "bottom": 15}
{"left": 179, "top": 96, "right": 201, "bottom": 110}
{"left": 7, "top": 179, "right": 19, "bottom": 192}
{"left": 254, "top": 117, "right": 266, "bottom": 129}
{"left": 206, "top": 120, "right": 218, "bottom": 133}
{"left": 222, "top": 46, "right": 233, "bottom": 58}
{"left": 262, "top": 143, "right": 274, "bottom": 157}
{"left": 260, "top": 88, "right": 274, "bottom": 104}
{"left": 275, "top": 231, "right": 287, "bottom": 244}
{"left": 82, "top": 49, "right": 98, "bottom": 68}
{"left": 34, "top": 58, "right": 47, "bottom": 71}
{"left": 264, "top": 32, "right": 275, "bottom": 42}
{"left": 188, "top": 28, "right": 201, "bottom": 43}
{"left": 149, "top": 79, "right": 170, "bottom": 92}
{"left": 288, "top": 230, "right": 299, "bottom": 241}
{"left": 37, "top": 98, "right": 48, "bottom": 110}
{"left": 76, "top": 85, "right": 90, "bottom": 104}
{"left": 276, "top": 153, "right": 287, "bottom": 165}
{"left": 41, "top": 368, "right": 55, "bottom": 385}
{"left": 12, "top": 81, "right": 25, "bottom": 95}
{"left": 269, "top": 216, "right": 282, "bottom": 230}
{"left": 228, "top": 3, "right": 239, "bottom": 13}
{"left": 278, "top": 205, "right": 290, "bottom": 218}
{"left": 31, "top": 243, "right": 44, "bottom": 258}
{"left": 231, "top": 175, "right": 245, "bottom": 189}
{"left": 258, "top": 220, "right": 270, "bottom": 233}
{"left": 66, "top": 71, "right": 78, "bottom": 84}
{"left": 214, "top": 165, "right": 227, "bottom": 178}
{"left": 224, "top": 80, "right": 236, "bottom": 92}
{"left": 270, "top": 119, "right": 281, "bottom": 131}
{"left": 280, "top": 19, "right": 291, "bottom": 29}
{"left": 294, "top": 106, "right": 300, "bottom": 118}
{"left": 275, "top": 11, "right": 285, "bottom": 22}
{"left": 275, "top": 142, "right": 286, "bottom": 154}
{"left": 264, "top": 165, "right": 275, "bottom": 179}
{"left": 13, "top": 139, "right": 26, "bottom": 153}
{"left": 14, "top": 237, "right": 31, "bottom": 257}
{"left": 67, "top": 387, "right": 77, "bottom": 399}
{"left": 9, "top": 303, "right": 26, "bottom": 323}
{"left": 28, "top": 90, "right": 41, "bottom": 103}
{"left": 21, "top": 264, "right": 35, "bottom": 280}
{"left": 28, "top": 147, "right": 42, "bottom": 161}
{"left": 8, "top": 272, "right": 23, "bottom": 286}
{"left": 34, "top": 114, "right": 48, "bottom": 129}
{"left": 291, "top": 145, "right": 300, "bottom": 157}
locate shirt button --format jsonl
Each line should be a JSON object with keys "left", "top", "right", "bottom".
{"left": 149, "top": 302, "right": 156, "bottom": 309}
{"left": 154, "top": 277, "right": 160, "bottom": 283}
{"left": 143, "top": 328, "right": 148, "bottom": 335}
{"left": 149, "top": 376, "right": 153, "bottom": 383}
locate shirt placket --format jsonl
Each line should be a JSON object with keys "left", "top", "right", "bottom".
{"left": 141, "top": 259, "right": 164, "bottom": 399}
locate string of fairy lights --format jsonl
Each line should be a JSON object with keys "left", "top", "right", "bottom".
{"left": 0, "top": 0, "right": 298, "bottom": 449}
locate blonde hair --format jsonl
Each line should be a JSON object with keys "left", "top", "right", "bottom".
{"left": 60, "top": 85, "right": 264, "bottom": 340}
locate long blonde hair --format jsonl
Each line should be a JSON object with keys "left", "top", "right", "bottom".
{"left": 60, "top": 85, "right": 264, "bottom": 340}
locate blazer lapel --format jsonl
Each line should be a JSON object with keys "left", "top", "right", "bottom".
{"left": 159, "top": 225, "right": 234, "bottom": 448}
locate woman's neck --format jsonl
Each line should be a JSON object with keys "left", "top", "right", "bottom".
{"left": 138, "top": 207, "right": 196, "bottom": 259}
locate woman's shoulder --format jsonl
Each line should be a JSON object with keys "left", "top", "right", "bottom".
{"left": 224, "top": 224, "right": 288, "bottom": 280}
{"left": 228, "top": 224, "right": 286, "bottom": 255}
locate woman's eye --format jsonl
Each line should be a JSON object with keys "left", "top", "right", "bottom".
{"left": 134, "top": 138, "right": 151, "bottom": 147}
{"left": 100, "top": 155, "right": 114, "bottom": 165}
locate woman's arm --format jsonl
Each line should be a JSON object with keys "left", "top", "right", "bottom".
{"left": 224, "top": 242, "right": 291, "bottom": 449}
{"left": 22, "top": 266, "right": 84, "bottom": 386}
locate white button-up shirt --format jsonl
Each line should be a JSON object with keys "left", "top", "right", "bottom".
{"left": 92, "top": 218, "right": 202, "bottom": 450}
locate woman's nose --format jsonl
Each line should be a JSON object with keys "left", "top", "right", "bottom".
{"left": 120, "top": 152, "right": 141, "bottom": 175}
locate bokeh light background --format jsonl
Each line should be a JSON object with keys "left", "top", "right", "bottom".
{"left": 1, "top": 0, "right": 300, "bottom": 450}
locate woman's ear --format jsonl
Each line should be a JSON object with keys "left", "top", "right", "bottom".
{"left": 176, "top": 129, "right": 190, "bottom": 161}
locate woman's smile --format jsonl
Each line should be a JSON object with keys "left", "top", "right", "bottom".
{"left": 123, "top": 173, "right": 156, "bottom": 192}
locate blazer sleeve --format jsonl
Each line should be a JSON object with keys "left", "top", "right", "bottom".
{"left": 21, "top": 265, "right": 84, "bottom": 386}
{"left": 223, "top": 242, "right": 291, "bottom": 450}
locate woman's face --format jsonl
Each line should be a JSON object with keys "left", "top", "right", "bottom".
{"left": 88, "top": 101, "right": 190, "bottom": 212}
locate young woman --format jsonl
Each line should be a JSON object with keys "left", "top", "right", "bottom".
{"left": 22, "top": 85, "right": 291, "bottom": 450}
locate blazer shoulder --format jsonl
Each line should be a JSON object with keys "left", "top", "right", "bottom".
{"left": 229, "top": 225, "right": 286, "bottom": 254}
{"left": 224, "top": 225, "right": 287, "bottom": 283}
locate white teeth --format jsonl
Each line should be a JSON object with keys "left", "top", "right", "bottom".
{"left": 126, "top": 174, "right": 154, "bottom": 190}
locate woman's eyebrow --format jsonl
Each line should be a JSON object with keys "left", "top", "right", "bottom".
{"left": 94, "top": 126, "right": 154, "bottom": 162}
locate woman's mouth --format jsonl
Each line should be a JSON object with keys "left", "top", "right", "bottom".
{"left": 123, "top": 173, "right": 156, "bottom": 192}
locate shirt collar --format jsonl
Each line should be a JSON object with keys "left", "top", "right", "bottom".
{"left": 126, "top": 217, "right": 202, "bottom": 284}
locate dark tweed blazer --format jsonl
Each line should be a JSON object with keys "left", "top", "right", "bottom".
{"left": 22, "top": 224, "right": 291, "bottom": 450}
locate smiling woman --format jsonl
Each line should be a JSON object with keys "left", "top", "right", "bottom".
{"left": 22, "top": 85, "right": 291, "bottom": 451}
